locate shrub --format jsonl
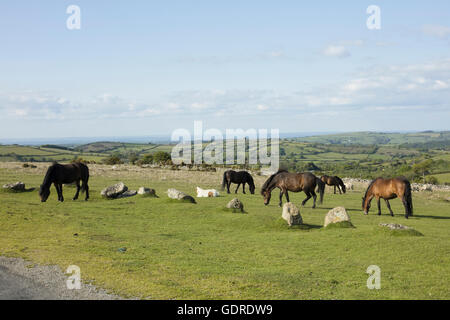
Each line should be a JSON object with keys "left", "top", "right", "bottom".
{"left": 103, "top": 155, "right": 123, "bottom": 165}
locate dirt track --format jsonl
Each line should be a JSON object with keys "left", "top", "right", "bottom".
{"left": 0, "top": 256, "right": 123, "bottom": 300}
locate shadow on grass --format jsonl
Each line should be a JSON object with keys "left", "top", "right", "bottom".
{"left": 411, "top": 214, "right": 450, "bottom": 220}
{"left": 320, "top": 207, "right": 362, "bottom": 212}
{"left": 271, "top": 218, "right": 322, "bottom": 230}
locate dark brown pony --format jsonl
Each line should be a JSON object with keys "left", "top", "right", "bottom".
{"left": 222, "top": 170, "right": 255, "bottom": 194}
{"left": 321, "top": 175, "right": 346, "bottom": 194}
{"left": 39, "top": 162, "right": 90, "bottom": 202}
{"left": 362, "top": 177, "right": 413, "bottom": 218}
{"left": 261, "top": 170, "right": 324, "bottom": 208}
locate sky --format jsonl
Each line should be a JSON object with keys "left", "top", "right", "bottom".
{"left": 0, "top": 0, "right": 449, "bottom": 140}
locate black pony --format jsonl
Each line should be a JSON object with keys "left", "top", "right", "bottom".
{"left": 222, "top": 170, "right": 256, "bottom": 194}
{"left": 39, "top": 162, "right": 90, "bottom": 202}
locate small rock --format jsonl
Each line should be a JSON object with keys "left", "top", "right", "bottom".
{"left": 226, "top": 198, "right": 244, "bottom": 212}
{"left": 379, "top": 223, "right": 410, "bottom": 230}
{"left": 282, "top": 202, "right": 302, "bottom": 226}
{"left": 101, "top": 182, "right": 128, "bottom": 199}
{"left": 138, "top": 187, "right": 157, "bottom": 196}
{"left": 3, "top": 182, "right": 25, "bottom": 192}
{"left": 167, "top": 189, "right": 196, "bottom": 203}
{"left": 117, "top": 247, "right": 127, "bottom": 253}
{"left": 324, "top": 207, "right": 351, "bottom": 227}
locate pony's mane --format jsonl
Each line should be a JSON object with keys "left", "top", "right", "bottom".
{"left": 247, "top": 172, "right": 255, "bottom": 185}
{"left": 42, "top": 162, "right": 58, "bottom": 187}
{"left": 335, "top": 176, "right": 344, "bottom": 185}
{"left": 363, "top": 178, "right": 379, "bottom": 202}
{"left": 260, "top": 169, "right": 288, "bottom": 193}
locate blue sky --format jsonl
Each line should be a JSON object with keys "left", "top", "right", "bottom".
{"left": 0, "top": 0, "right": 449, "bottom": 139}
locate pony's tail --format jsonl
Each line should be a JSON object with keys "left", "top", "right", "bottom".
{"left": 221, "top": 172, "right": 227, "bottom": 191}
{"left": 404, "top": 180, "right": 413, "bottom": 217}
{"left": 316, "top": 178, "right": 325, "bottom": 204}
{"left": 337, "top": 177, "right": 346, "bottom": 194}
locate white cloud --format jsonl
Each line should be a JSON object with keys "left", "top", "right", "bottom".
{"left": 322, "top": 45, "right": 350, "bottom": 58}
{"left": 1, "top": 59, "right": 449, "bottom": 126}
{"left": 422, "top": 24, "right": 450, "bottom": 39}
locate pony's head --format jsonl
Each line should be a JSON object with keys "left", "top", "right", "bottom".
{"left": 39, "top": 184, "right": 50, "bottom": 202}
{"left": 248, "top": 176, "right": 255, "bottom": 194}
{"left": 361, "top": 196, "right": 370, "bottom": 214}
{"left": 261, "top": 188, "right": 272, "bottom": 205}
{"left": 249, "top": 183, "right": 255, "bottom": 195}
{"left": 362, "top": 179, "right": 376, "bottom": 215}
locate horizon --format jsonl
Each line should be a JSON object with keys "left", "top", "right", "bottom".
{"left": 1, "top": 1, "right": 449, "bottom": 138}
{"left": 1, "top": 129, "right": 448, "bottom": 146}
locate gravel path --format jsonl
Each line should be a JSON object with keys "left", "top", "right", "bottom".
{"left": 0, "top": 256, "right": 124, "bottom": 300}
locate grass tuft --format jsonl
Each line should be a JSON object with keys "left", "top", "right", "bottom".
{"left": 323, "top": 221, "right": 355, "bottom": 230}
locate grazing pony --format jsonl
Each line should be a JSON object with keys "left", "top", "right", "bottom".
{"left": 39, "top": 162, "right": 90, "bottom": 202}
{"left": 362, "top": 177, "right": 413, "bottom": 219}
{"left": 222, "top": 170, "right": 255, "bottom": 194}
{"left": 196, "top": 187, "right": 220, "bottom": 198}
{"left": 261, "top": 170, "right": 324, "bottom": 208}
{"left": 321, "top": 175, "right": 346, "bottom": 194}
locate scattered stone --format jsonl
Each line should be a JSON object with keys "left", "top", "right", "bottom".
{"left": 117, "top": 247, "right": 127, "bottom": 253}
{"left": 379, "top": 223, "right": 410, "bottom": 230}
{"left": 167, "top": 189, "right": 196, "bottom": 203}
{"left": 117, "top": 190, "right": 137, "bottom": 199}
{"left": 282, "top": 202, "right": 302, "bottom": 226}
{"left": 101, "top": 182, "right": 128, "bottom": 199}
{"left": 138, "top": 187, "right": 157, "bottom": 197}
{"left": 324, "top": 207, "right": 351, "bottom": 227}
{"left": 3, "top": 182, "right": 26, "bottom": 192}
{"left": 226, "top": 198, "right": 244, "bottom": 212}
{"left": 379, "top": 223, "right": 423, "bottom": 236}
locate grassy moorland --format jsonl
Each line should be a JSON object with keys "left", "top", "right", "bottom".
{"left": 0, "top": 163, "right": 449, "bottom": 299}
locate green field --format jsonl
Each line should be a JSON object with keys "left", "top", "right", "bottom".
{"left": 0, "top": 165, "right": 449, "bottom": 299}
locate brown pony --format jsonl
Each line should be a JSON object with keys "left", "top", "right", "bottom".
{"left": 321, "top": 175, "right": 346, "bottom": 194}
{"left": 261, "top": 170, "right": 324, "bottom": 208}
{"left": 362, "top": 177, "right": 413, "bottom": 218}
{"left": 39, "top": 162, "right": 90, "bottom": 202}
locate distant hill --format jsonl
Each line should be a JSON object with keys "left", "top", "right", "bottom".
{"left": 289, "top": 131, "right": 450, "bottom": 145}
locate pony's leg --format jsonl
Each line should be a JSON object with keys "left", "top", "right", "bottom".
{"left": 85, "top": 183, "right": 89, "bottom": 201}
{"left": 59, "top": 184, "right": 64, "bottom": 202}
{"left": 242, "top": 183, "right": 246, "bottom": 194}
{"left": 334, "top": 186, "right": 336, "bottom": 194}
{"left": 401, "top": 197, "right": 409, "bottom": 219}
{"left": 226, "top": 181, "right": 231, "bottom": 194}
{"left": 337, "top": 186, "right": 342, "bottom": 194}
{"left": 54, "top": 183, "right": 61, "bottom": 201}
{"left": 311, "top": 190, "right": 317, "bottom": 208}
{"left": 235, "top": 183, "right": 241, "bottom": 194}
{"left": 302, "top": 192, "right": 312, "bottom": 207}
{"left": 73, "top": 180, "right": 81, "bottom": 200}
{"left": 279, "top": 190, "right": 284, "bottom": 207}
{"left": 285, "top": 191, "right": 290, "bottom": 203}
{"left": 385, "top": 199, "right": 394, "bottom": 216}
{"left": 377, "top": 198, "right": 381, "bottom": 215}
